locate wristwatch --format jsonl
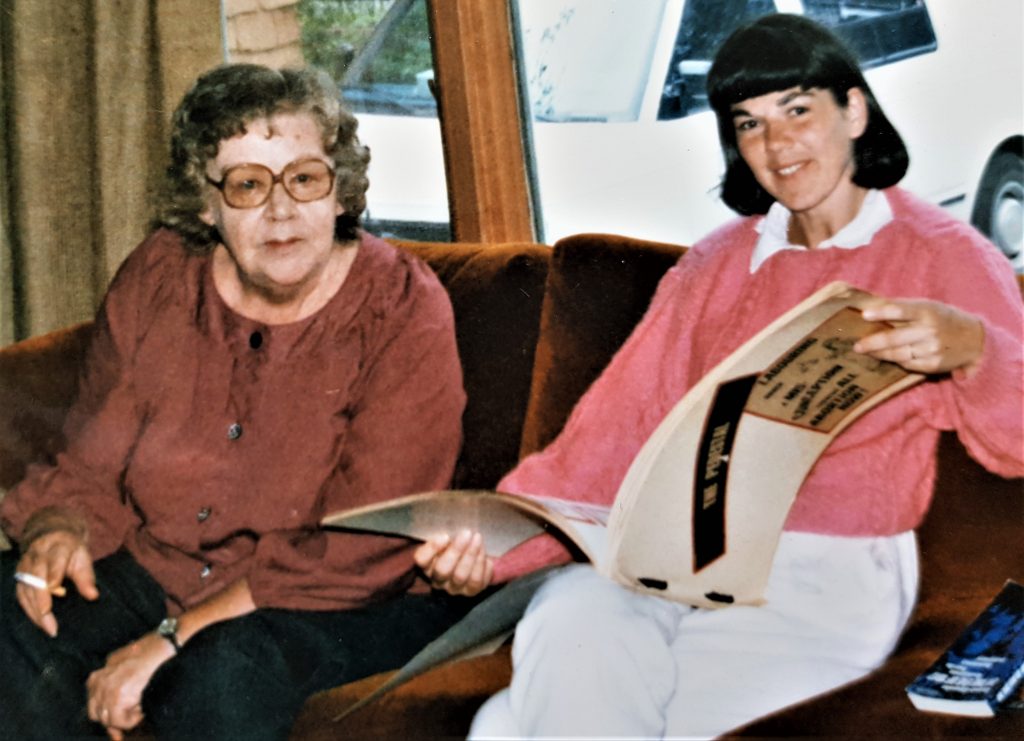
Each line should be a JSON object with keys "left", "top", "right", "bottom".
{"left": 156, "top": 616, "right": 181, "bottom": 653}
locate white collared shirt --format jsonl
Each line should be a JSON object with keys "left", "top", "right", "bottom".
{"left": 750, "top": 189, "right": 893, "bottom": 273}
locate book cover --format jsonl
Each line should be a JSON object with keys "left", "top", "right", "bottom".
{"left": 906, "top": 580, "right": 1024, "bottom": 717}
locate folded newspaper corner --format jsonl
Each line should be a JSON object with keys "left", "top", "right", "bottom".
{"left": 324, "top": 281, "right": 925, "bottom": 719}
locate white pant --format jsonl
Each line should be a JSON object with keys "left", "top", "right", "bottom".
{"left": 470, "top": 530, "right": 918, "bottom": 740}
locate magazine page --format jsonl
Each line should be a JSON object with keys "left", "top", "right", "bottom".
{"left": 322, "top": 489, "right": 610, "bottom": 563}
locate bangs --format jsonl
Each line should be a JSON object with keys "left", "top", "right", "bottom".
{"left": 708, "top": 15, "right": 863, "bottom": 112}
{"left": 710, "top": 56, "right": 828, "bottom": 111}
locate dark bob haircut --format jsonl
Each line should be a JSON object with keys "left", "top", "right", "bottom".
{"left": 707, "top": 13, "right": 908, "bottom": 216}
{"left": 155, "top": 64, "right": 370, "bottom": 252}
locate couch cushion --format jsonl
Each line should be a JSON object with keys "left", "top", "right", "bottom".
{"left": 394, "top": 240, "right": 550, "bottom": 489}
{"left": 519, "top": 233, "right": 685, "bottom": 458}
{"left": 293, "top": 646, "right": 513, "bottom": 740}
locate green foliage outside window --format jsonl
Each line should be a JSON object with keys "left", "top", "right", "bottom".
{"left": 297, "top": 0, "right": 433, "bottom": 86}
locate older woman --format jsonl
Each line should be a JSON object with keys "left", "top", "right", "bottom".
{"left": 419, "top": 14, "right": 1024, "bottom": 738}
{"left": 0, "top": 64, "right": 469, "bottom": 739}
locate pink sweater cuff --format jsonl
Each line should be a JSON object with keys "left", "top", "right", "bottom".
{"left": 493, "top": 533, "right": 573, "bottom": 584}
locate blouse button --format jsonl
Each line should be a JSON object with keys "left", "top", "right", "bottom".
{"left": 197, "top": 507, "right": 212, "bottom": 522}
{"left": 199, "top": 564, "right": 212, "bottom": 579}
{"left": 227, "top": 423, "right": 243, "bottom": 440}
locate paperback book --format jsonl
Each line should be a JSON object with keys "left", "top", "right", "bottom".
{"left": 906, "top": 580, "right": 1024, "bottom": 717}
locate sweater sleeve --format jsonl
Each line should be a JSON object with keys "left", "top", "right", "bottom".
{"left": 924, "top": 229, "right": 1024, "bottom": 478}
{"left": 0, "top": 238, "right": 158, "bottom": 556}
{"left": 247, "top": 257, "right": 467, "bottom": 609}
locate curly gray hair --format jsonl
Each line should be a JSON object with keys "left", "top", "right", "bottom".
{"left": 155, "top": 64, "right": 370, "bottom": 251}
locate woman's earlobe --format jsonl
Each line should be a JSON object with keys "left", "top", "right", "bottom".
{"left": 199, "top": 203, "right": 215, "bottom": 226}
{"left": 848, "top": 88, "right": 869, "bottom": 139}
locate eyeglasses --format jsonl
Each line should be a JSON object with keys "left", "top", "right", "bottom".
{"left": 205, "top": 158, "right": 336, "bottom": 209}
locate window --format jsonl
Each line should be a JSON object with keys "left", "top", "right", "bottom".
{"left": 318, "top": 0, "right": 437, "bottom": 118}
{"left": 229, "top": 0, "right": 451, "bottom": 241}
{"left": 802, "top": 1, "right": 936, "bottom": 69}
{"left": 658, "top": 0, "right": 776, "bottom": 120}
{"left": 659, "top": 0, "right": 936, "bottom": 120}
{"left": 518, "top": 1, "right": 666, "bottom": 123}
{"left": 301, "top": 0, "right": 452, "bottom": 241}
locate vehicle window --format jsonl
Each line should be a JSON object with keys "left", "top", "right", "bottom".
{"left": 659, "top": 0, "right": 936, "bottom": 120}
{"left": 804, "top": 1, "right": 937, "bottom": 70}
{"left": 658, "top": 0, "right": 777, "bottom": 120}
{"left": 309, "top": 0, "right": 438, "bottom": 117}
{"left": 297, "top": 0, "right": 450, "bottom": 240}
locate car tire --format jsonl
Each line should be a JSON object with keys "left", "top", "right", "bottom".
{"left": 972, "top": 150, "right": 1024, "bottom": 273}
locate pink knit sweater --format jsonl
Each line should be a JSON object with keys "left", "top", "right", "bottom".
{"left": 494, "top": 188, "right": 1023, "bottom": 582}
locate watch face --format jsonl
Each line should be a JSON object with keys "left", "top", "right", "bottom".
{"left": 158, "top": 616, "right": 179, "bottom": 636}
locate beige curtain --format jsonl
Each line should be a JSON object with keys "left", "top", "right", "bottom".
{"left": 0, "top": 0, "right": 223, "bottom": 344}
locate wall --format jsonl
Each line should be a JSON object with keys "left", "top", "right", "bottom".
{"left": 225, "top": 0, "right": 305, "bottom": 67}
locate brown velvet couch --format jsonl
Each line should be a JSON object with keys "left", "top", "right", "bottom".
{"left": 1, "top": 233, "right": 1021, "bottom": 738}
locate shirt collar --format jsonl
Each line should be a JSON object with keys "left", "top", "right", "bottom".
{"left": 750, "top": 189, "right": 893, "bottom": 272}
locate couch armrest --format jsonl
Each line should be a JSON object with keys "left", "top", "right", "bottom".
{"left": 0, "top": 322, "right": 92, "bottom": 491}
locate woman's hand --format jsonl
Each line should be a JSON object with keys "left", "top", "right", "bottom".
{"left": 15, "top": 524, "right": 98, "bottom": 637}
{"left": 855, "top": 299, "right": 985, "bottom": 376}
{"left": 86, "top": 632, "right": 175, "bottom": 740}
{"left": 81, "top": 577, "right": 256, "bottom": 739}
{"left": 414, "top": 529, "right": 494, "bottom": 597}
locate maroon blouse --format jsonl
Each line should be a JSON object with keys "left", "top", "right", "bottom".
{"left": 1, "top": 229, "right": 466, "bottom": 611}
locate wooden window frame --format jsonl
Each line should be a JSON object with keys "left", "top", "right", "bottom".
{"left": 427, "top": 0, "right": 536, "bottom": 243}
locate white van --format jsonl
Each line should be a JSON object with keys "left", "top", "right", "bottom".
{"left": 343, "top": 0, "right": 1023, "bottom": 271}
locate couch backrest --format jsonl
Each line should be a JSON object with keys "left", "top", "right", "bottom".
{"left": 393, "top": 240, "right": 550, "bottom": 488}
{"left": 519, "top": 240, "right": 1024, "bottom": 459}
{"left": 5, "top": 237, "right": 1017, "bottom": 499}
{"left": 518, "top": 233, "right": 686, "bottom": 458}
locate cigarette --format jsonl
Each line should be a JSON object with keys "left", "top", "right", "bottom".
{"left": 13, "top": 571, "right": 67, "bottom": 597}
